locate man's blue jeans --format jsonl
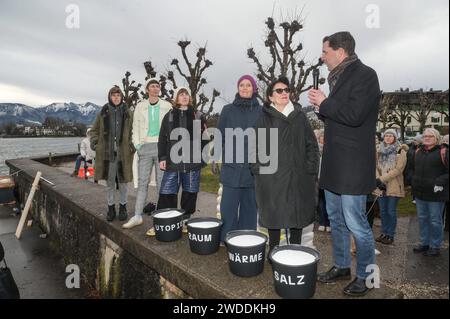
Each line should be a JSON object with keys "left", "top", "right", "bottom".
{"left": 415, "top": 199, "right": 445, "bottom": 249}
{"left": 378, "top": 196, "right": 400, "bottom": 238}
{"left": 325, "top": 190, "right": 376, "bottom": 279}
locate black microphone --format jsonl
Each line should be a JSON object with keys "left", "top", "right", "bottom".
{"left": 313, "top": 68, "right": 320, "bottom": 90}
{"left": 312, "top": 68, "right": 324, "bottom": 120}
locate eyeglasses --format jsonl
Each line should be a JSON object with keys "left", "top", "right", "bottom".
{"left": 273, "top": 88, "right": 290, "bottom": 94}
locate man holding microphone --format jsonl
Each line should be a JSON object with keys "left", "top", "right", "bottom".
{"left": 308, "top": 31, "right": 381, "bottom": 296}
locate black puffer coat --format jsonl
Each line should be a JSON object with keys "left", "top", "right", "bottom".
{"left": 251, "top": 103, "right": 320, "bottom": 229}
{"left": 412, "top": 144, "right": 449, "bottom": 202}
{"left": 158, "top": 107, "right": 207, "bottom": 172}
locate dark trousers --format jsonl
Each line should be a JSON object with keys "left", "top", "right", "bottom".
{"left": 157, "top": 192, "right": 198, "bottom": 218}
{"left": 318, "top": 189, "right": 330, "bottom": 227}
{"left": 444, "top": 201, "right": 449, "bottom": 232}
{"left": 74, "top": 155, "right": 86, "bottom": 173}
{"left": 220, "top": 186, "right": 257, "bottom": 242}
{"left": 366, "top": 199, "right": 378, "bottom": 229}
{"left": 268, "top": 228, "right": 303, "bottom": 254}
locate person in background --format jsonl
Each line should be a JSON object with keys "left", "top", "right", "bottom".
{"left": 123, "top": 78, "right": 172, "bottom": 229}
{"left": 411, "top": 128, "right": 448, "bottom": 257}
{"left": 404, "top": 135, "right": 423, "bottom": 197}
{"left": 71, "top": 128, "right": 95, "bottom": 177}
{"left": 90, "top": 86, "right": 135, "bottom": 222}
{"left": 442, "top": 134, "right": 449, "bottom": 232}
{"left": 216, "top": 75, "right": 262, "bottom": 242}
{"left": 316, "top": 129, "right": 330, "bottom": 233}
{"left": 251, "top": 76, "right": 319, "bottom": 258}
{"left": 375, "top": 129, "right": 408, "bottom": 245}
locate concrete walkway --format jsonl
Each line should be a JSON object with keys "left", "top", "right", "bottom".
{"left": 0, "top": 205, "right": 89, "bottom": 298}
{"left": 2, "top": 158, "right": 448, "bottom": 299}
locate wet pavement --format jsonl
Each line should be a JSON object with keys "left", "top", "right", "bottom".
{"left": 0, "top": 205, "right": 89, "bottom": 299}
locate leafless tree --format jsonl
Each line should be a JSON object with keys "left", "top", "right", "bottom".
{"left": 381, "top": 93, "right": 412, "bottom": 140}
{"left": 247, "top": 15, "right": 325, "bottom": 103}
{"left": 121, "top": 71, "right": 142, "bottom": 111}
{"left": 142, "top": 40, "right": 220, "bottom": 118}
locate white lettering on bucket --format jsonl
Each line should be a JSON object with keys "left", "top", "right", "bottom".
{"left": 188, "top": 233, "right": 212, "bottom": 242}
{"left": 274, "top": 271, "right": 306, "bottom": 286}
{"left": 228, "top": 252, "right": 263, "bottom": 263}
{"left": 155, "top": 221, "right": 183, "bottom": 232}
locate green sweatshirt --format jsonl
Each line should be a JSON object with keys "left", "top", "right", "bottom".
{"left": 148, "top": 101, "right": 160, "bottom": 137}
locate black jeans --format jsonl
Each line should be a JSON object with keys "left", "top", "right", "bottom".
{"left": 268, "top": 228, "right": 303, "bottom": 253}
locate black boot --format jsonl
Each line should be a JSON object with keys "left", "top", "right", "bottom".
{"left": 343, "top": 278, "right": 372, "bottom": 297}
{"left": 317, "top": 266, "right": 351, "bottom": 283}
{"left": 381, "top": 235, "right": 394, "bottom": 245}
{"left": 375, "top": 234, "right": 386, "bottom": 243}
{"left": 157, "top": 194, "right": 178, "bottom": 210}
{"left": 423, "top": 248, "right": 440, "bottom": 257}
{"left": 181, "top": 191, "right": 198, "bottom": 215}
{"left": 413, "top": 245, "right": 429, "bottom": 253}
{"left": 107, "top": 205, "right": 116, "bottom": 222}
{"left": 118, "top": 203, "right": 128, "bottom": 221}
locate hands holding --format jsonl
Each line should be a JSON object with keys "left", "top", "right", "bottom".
{"left": 308, "top": 89, "right": 327, "bottom": 110}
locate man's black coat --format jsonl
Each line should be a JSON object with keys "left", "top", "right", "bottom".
{"left": 319, "top": 59, "right": 381, "bottom": 195}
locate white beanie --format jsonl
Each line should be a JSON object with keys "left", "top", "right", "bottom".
{"left": 384, "top": 129, "right": 398, "bottom": 141}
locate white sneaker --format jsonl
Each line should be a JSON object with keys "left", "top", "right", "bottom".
{"left": 122, "top": 215, "right": 143, "bottom": 229}
{"left": 146, "top": 227, "right": 155, "bottom": 237}
{"left": 318, "top": 226, "right": 325, "bottom": 232}
{"left": 326, "top": 227, "right": 332, "bottom": 233}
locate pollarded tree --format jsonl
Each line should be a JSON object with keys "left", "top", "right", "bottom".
{"left": 381, "top": 92, "right": 412, "bottom": 140}
{"left": 121, "top": 71, "right": 142, "bottom": 111}
{"left": 142, "top": 40, "right": 220, "bottom": 118}
{"left": 247, "top": 16, "right": 325, "bottom": 103}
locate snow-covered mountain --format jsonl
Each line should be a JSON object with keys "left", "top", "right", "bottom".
{"left": 0, "top": 102, "right": 101, "bottom": 126}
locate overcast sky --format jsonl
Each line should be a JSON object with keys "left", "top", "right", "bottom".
{"left": 0, "top": 0, "right": 448, "bottom": 110}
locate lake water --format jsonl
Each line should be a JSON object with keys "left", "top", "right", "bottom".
{"left": 0, "top": 137, "right": 82, "bottom": 175}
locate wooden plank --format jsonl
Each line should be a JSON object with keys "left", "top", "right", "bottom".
{"left": 15, "top": 171, "right": 42, "bottom": 239}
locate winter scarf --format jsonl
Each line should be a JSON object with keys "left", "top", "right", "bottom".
{"left": 379, "top": 142, "right": 399, "bottom": 174}
{"left": 328, "top": 54, "right": 359, "bottom": 92}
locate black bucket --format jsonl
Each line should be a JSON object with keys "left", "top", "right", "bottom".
{"left": 151, "top": 208, "right": 186, "bottom": 242}
{"left": 187, "top": 217, "right": 223, "bottom": 255}
{"left": 224, "top": 230, "right": 268, "bottom": 277}
{"left": 269, "top": 244, "right": 321, "bottom": 299}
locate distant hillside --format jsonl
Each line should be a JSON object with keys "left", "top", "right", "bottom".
{"left": 0, "top": 102, "right": 101, "bottom": 126}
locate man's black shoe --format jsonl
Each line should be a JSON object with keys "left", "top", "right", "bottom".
{"left": 381, "top": 236, "right": 394, "bottom": 245}
{"left": 118, "top": 204, "right": 128, "bottom": 221}
{"left": 423, "top": 248, "right": 440, "bottom": 257}
{"left": 317, "top": 266, "right": 351, "bottom": 283}
{"left": 343, "top": 277, "right": 372, "bottom": 297}
{"left": 107, "top": 205, "right": 116, "bottom": 222}
{"left": 375, "top": 234, "right": 386, "bottom": 243}
{"left": 413, "top": 245, "right": 429, "bottom": 253}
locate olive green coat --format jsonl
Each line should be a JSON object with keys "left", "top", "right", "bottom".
{"left": 90, "top": 103, "right": 135, "bottom": 182}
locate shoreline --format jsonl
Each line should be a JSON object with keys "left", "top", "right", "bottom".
{"left": 0, "top": 135, "right": 83, "bottom": 139}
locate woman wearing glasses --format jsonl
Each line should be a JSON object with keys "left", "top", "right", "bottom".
{"left": 411, "top": 128, "right": 448, "bottom": 257}
{"left": 251, "top": 76, "right": 320, "bottom": 257}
